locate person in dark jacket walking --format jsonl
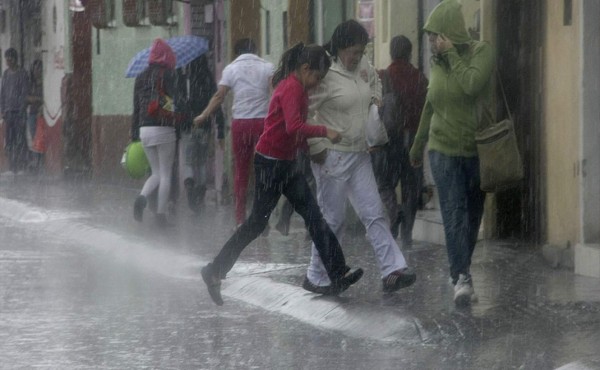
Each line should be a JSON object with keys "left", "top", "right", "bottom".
{"left": 196, "top": 43, "right": 363, "bottom": 306}
{"left": 131, "top": 38, "right": 181, "bottom": 227}
{"left": 180, "top": 55, "right": 225, "bottom": 213}
{"left": 372, "top": 35, "right": 428, "bottom": 246}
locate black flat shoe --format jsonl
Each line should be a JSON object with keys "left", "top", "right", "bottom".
{"left": 133, "top": 195, "right": 146, "bottom": 222}
{"left": 201, "top": 264, "right": 223, "bottom": 306}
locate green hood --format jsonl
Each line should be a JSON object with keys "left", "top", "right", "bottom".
{"left": 424, "top": 0, "right": 471, "bottom": 44}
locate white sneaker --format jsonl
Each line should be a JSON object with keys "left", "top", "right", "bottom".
{"left": 453, "top": 274, "right": 475, "bottom": 306}
{"left": 2, "top": 170, "right": 15, "bottom": 176}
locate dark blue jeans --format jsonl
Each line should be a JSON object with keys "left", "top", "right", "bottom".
{"left": 428, "top": 150, "right": 485, "bottom": 283}
{"left": 212, "top": 153, "right": 348, "bottom": 282}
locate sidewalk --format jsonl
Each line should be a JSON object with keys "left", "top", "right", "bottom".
{"left": 1, "top": 175, "right": 600, "bottom": 368}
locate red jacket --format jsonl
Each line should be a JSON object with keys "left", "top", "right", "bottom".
{"left": 255, "top": 74, "right": 327, "bottom": 161}
{"left": 385, "top": 59, "right": 428, "bottom": 134}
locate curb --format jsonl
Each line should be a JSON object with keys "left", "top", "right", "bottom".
{"left": 222, "top": 276, "right": 425, "bottom": 343}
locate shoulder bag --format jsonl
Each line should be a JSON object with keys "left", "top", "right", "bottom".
{"left": 475, "top": 72, "right": 524, "bottom": 192}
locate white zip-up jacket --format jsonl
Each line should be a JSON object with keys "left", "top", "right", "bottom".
{"left": 307, "top": 55, "right": 382, "bottom": 155}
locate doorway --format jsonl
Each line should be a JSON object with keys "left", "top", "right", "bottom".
{"left": 495, "top": 1, "right": 544, "bottom": 242}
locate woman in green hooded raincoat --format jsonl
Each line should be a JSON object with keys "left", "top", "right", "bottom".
{"left": 409, "top": 0, "right": 495, "bottom": 306}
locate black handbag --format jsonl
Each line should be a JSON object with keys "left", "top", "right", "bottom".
{"left": 475, "top": 73, "right": 524, "bottom": 192}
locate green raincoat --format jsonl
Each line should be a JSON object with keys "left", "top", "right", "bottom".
{"left": 409, "top": 0, "right": 496, "bottom": 162}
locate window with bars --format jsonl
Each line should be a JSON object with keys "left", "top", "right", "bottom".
{"left": 90, "top": 0, "right": 116, "bottom": 29}
{"left": 123, "top": 0, "right": 148, "bottom": 27}
{"left": 149, "top": 0, "right": 176, "bottom": 26}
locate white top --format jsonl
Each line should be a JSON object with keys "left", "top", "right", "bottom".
{"left": 219, "top": 53, "right": 274, "bottom": 119}
{"left": 307, "top": 56, "right": 382, "bottom": 155}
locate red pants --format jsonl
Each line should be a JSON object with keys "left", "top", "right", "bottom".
{"left": 231, "top": 118, "right": 265, "bottom": 224}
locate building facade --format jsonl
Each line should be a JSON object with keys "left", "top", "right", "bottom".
{"left": 0, "top": 0, "right": 598, "bottom": 277}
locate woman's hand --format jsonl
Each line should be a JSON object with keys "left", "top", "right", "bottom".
{"left": 326, "top": 128, "right": 341, "bottom": 144}
{"left": 310, "top": 150, "right": 327, "bottom": 165}
{"left": 410, "top": 158, "right": 423, "bottom": 168}
{"left": 435, "top": 34, "right": 454, "bottom": 54}
{"left": 193, "top": 113, "right": 208, "bottom": 127}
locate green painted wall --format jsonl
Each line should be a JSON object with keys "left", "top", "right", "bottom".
{"left": 260, "top": 0, "right": 289, "bottom": 66}
{"left": 319, "top": 0, "right": 354, "bottom": 42}
{"left": 92, "top": 3, "right": 183, "bottom": 116}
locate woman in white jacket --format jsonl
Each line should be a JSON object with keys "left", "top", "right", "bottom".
{"left": 303, "top": 20, "right": 416, "bottom": 294}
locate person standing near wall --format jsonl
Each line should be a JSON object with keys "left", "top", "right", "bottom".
{"left": 410, "top": 0, "right": 495, "bottom": 305}
{"left": 372, "top": 36, "right": 428, "bottom": 246}
{"left": 0, "top": 48, "right": 30, "bottom": 175}
{"left": 194, "top": 39, "right": 274, "bottom": 228}
{"left": 26, "top": 59, "right": 44, "bottom": 172}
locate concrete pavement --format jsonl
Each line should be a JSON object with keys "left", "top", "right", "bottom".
{"left": 1, "top": 175, "right": 600, "bottom": 369}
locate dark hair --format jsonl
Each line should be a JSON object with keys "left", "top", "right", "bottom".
{"left": 272, "top": 43, "right": 331, "bottom": 87}
{"left": 188, "top": 55, "right": 217, "bottom": 112}
{"left": 323, "top": 20, "right": 369, "bottom": 57}
{"left": 234, "top": 38, "right": 256, "bottom": 55}
{"left": 5, "top": 47, "right": 18, "bottom": 60}
{"left": 390, "top": 35, "right": 412, "bottom": 61}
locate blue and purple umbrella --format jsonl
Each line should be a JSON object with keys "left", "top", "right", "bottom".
{"left": 125, "top": 35, "right": 209, "bottom": 78}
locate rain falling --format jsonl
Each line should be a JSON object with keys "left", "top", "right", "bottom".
{"left": 0, "top": 0, "right": 599, "bottom": 369}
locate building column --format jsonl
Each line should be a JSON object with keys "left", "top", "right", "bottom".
{"left": 575, "top": 0, "right": 600, "bottom": 277}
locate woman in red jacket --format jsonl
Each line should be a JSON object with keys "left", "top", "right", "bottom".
{"left": 196, "top": 43, "right": 363, "bottom": 306}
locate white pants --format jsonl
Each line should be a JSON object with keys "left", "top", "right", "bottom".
{"left": 140, "top": 127, "right": 176, "bottom": 215}
{"left": 307, "top": 150, "right": 408, "bottom": 286}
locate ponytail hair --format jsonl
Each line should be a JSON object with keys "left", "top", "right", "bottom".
{"left": 272, "top": 42, "right": 331, "bottom": 87}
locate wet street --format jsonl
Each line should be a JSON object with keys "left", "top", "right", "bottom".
{"left": 1, "top": 176, "right": 600, "bottom": 369}
{"left": 0, "top": 221, "right": 419, "bottom": 369}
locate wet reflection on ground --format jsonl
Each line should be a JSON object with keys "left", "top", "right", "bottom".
{"left": 1, "top": 179, "right": 599, "bottom": 369}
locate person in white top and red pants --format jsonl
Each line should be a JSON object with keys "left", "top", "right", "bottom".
{"left": 194, "top": 39, "right": 274, "bottom": 227}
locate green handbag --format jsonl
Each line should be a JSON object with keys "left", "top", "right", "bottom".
{"left": 475, "top": 74, "right": 524, "bottom": 192}
{"left": 122, "top": 141, "right": 150, "bottom": 179}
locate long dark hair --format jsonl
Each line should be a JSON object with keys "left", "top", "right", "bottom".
{"left": 272, "top": 43, "right": 331, "bottom": 87}
{"left": 323, "top": 20, "right": 369, "bottom": 58}
{"left": 234, "top": 38, "right": 256, "bottom": 55}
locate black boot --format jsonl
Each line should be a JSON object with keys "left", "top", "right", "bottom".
{"left": 133, "top": 195, "right": 147, "bottom": 222}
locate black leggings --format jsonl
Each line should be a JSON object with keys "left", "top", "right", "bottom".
{"left": 212, "top": 153, "right": 348, "bottom": 282}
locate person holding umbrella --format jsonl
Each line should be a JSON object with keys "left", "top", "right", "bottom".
{"left": 131, "top": 38, "right": 183, "bottom": 227}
